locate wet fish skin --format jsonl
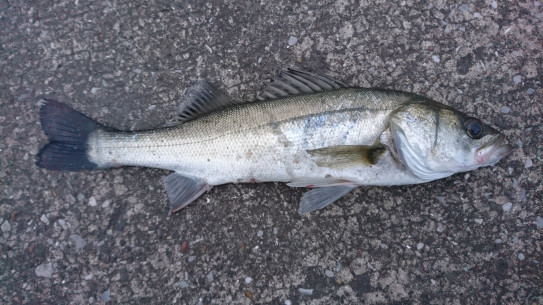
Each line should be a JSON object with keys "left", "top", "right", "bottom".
{"left": 36, "top": 70, "right": 513, "bottom": 214}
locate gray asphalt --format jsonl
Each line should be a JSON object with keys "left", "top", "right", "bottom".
{"left": 1, "top": 0, "right": 542, "bottom": 304}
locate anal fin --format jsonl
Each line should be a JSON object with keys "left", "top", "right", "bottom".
{"left": 298, "top": 185, "right": 356, "bottom": 214}
{"left": 163, "top": 172, "right": 211, "bottom": 213}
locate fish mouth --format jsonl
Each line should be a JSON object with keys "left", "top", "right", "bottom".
{"left": 476, "top": 134, "right": 513, "bottom": 165}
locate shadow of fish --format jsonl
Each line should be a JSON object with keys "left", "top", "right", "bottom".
{"left": 36, "top": 70, "right": 513, "bottom": 214}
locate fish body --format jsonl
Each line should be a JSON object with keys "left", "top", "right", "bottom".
{"left": 37, "top": 70, "right": 513, "bottom": 214}
{"left": 89, "top": 89, "right": 421, "bottom": 186}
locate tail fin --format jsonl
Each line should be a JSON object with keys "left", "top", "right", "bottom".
{"left": 36, "top": 99, "right": 103, "bottom": 170}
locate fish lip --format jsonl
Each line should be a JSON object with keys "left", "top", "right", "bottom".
{"left": 476, "top": 134, "right": 513, "bottom": 165}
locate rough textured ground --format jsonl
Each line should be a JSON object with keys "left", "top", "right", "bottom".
{"left": 1, "top": 0, "right": 542, "bottom": 304}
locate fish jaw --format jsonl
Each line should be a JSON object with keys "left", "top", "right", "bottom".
{"left": 474, "top": 134, "right": 513, "bottom": 166}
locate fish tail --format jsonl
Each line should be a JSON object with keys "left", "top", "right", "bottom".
{"left": 36, "top": 99, "right": 104, "bottom": 170}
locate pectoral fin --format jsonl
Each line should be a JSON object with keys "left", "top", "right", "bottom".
{"left": 298, "top": 185, "right": 356, "bottom": 214}
{"left": 287, "top": 178, "right": 350, "bottom": 188}
{"left": 163, "top": 172, "right": 211, "bottom": 213}
{"left": 307, "top": 145, "right": 386, "bottom": 168}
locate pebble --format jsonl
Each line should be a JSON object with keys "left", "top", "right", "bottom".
{"left": 35, "top": 262, "right": 53, "bottom": 278}
{"left": 181, "top": 241, "right": 189, "bottom": 253}
{"left": 500, "top": 106, "right": 510, "bottom": 113}
{"left": 502, "top": 202, "right": 513, "bottom": 213}
{"left": 257, "top": 230, "right": 263, "bottom": 238}
{"left": 40, "top": 214, "right": 49, "bottom": 225}
{"left": 70, "top": 234, "right": 86, "bottom": 250}
{"left": 432, "top": 55, "right": 440, "bottom": 63}
{"left": 475, "top": 218, "right": 483, "bottom": 224}
{"left": 147, "top": 104, "right": 156, "bottom": 111}
{"left": 1, "top": 220, "right": 11, "bottom": 232}
{"left": 526, "top": 88, "right": 534, "bottom": 95}
{"left": 525, "top": 157, "right": 533, "bottom": 168}
{"left": 245, "top": 277, "right": 253, "bottom": 284}
{"left": 288, "top": 36, "right": 298, "bottom": 46}
{"left": 435, "top": 196, "right": 446, "bottom": 204}
{"left": 416, "top": 242, "right": 424, "bottom": 250}
{"left": 84, "top": 274, "right": 93, "bottom": 280}
{"left": 88, "top": 196, "right": 97, "bottom": 207}
{"left": 177, "top": 281, "right": 189, "bottom": 288}
{"left": 285, "top": 301, "right": 292, "bottom": 305}
{"left": 535, "top": 216, "right": 543, "bottom": 229}
{"left": 325, "top": 270, "right": 334, "bottom": 278}
{"left": 101, "top": 290, "right": 110, "bottom": 303}
{"left": 491, "top": 1, "right": 497, "bottom": 9}
{"left": 188, "top": 256, "right": 196, "bottom": 262}
{"left": 206, "top": 271, "right": 214, "bottom": 282}
{"left": 102, "top": 199, "right": 111, "bottom": 208}
{"left": 91, "top": 87, "right": 100, "bottom": 94}
{"left": 520, "top": 189, "right": 527, "bottom": 203}
{"left": 298, "top": 288, "right": 313, "bottom": 295}
{"left": 273, "top": 227, "right": 278, "bottom": 235}
{"left": 459, "top": 4, "right": 469, "bottom": 11}
{"left": 518, "top": 253, "right": 525, "bottom": 260}
{"left": 513, "top": 75, "right": 521, "bottom": 85}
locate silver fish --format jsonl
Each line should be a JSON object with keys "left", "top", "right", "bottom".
{"left": 37, "top": 70, "right": 513, "bottom": 214}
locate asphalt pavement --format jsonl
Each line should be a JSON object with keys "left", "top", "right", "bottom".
{"left": 1, "top": 0, "right": 541, "bottom": 304}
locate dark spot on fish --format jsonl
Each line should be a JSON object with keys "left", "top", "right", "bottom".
{"left": 207, "top": 159, "right": 210, "bottom": 162}
{"left": 325, "top": 174, "right": 332, "bottom": 178}
{"left": 246, "top": 150, "right": 253, "bottom": 158}
{"left": 249, "top": 178, "right": 258, "bottom": 183}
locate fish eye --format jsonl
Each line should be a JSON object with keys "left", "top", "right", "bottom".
{"left": 464, "top": 117, "right": 484, "bottom": 139}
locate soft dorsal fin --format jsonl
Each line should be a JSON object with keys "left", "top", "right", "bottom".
{"left": 257, "top": 69, "right": 350, "bottom": 100}
{"left": 166, "top": 80, "right": 239, "bottom": 126}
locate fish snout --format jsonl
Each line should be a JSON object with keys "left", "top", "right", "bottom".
{"left": 475, "top": 134, "right": 513, "bottom": 165}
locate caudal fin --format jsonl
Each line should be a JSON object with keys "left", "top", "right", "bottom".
{"left": 36, "top": 99, "right": 103, "bottom": 170}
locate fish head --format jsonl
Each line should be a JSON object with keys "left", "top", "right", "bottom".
{"left": 389, "top": 103, "right": 513, "bottom": 181}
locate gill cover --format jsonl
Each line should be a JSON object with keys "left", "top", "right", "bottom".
{"left": 389, "top": 103, "right": 452, "bottom": 181}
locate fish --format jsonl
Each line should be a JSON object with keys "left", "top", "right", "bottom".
{"left": 36, "top": 69, "right": 513, "bottom": 214}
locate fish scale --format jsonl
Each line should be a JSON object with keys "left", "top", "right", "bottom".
{"left": 89, "top": 90, "right": 407, "bottom": 185}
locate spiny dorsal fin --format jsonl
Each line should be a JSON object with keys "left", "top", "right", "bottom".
{"left": 166, "top": 80, "right": 239, "bottom": 126}
{"left": 257, "top": 69, "right": 350, "bottom": 100}
{"left": 307, "top": 144, "right": 386, "bottom": 168}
